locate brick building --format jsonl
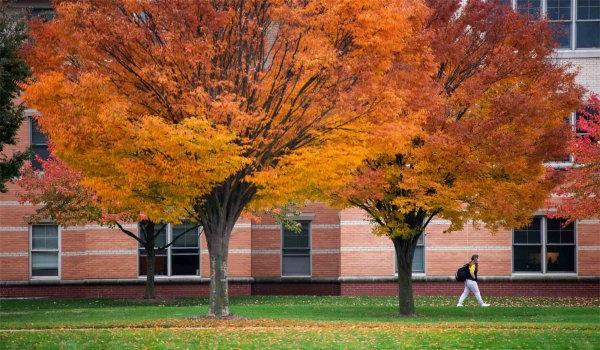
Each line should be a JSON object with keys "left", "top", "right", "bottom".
{"left": 1, "top": 0, "right": 599, "bottom": 298}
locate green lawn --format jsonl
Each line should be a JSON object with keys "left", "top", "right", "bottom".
{"left": 1, "top": 296, "right": 599, "bottom": 349}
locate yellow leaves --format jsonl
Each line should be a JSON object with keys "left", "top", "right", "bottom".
{"left": 24, "top": 71, "right": 248, "bottom": 223}
{"left": 249, "top": 127, "right": 371, "bottom": 210}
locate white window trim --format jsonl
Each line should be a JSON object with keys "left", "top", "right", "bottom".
{"left": 29, "top": 224, "right": 61, "bottom": 280}
{"left": 511, "top": 216, "right": 578, "bottom": 274}
{"left": 511, "top": 0, "right": 600, "bottom": 54}
{"left": 280, "top": 220, "right": 312, "bottom": 278}
{"left": 138, "top": 223, "right": 201, "bottom": 278}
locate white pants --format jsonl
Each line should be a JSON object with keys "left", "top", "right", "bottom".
{"left": 458, "top": 279, "right": 485, "bottom": 306}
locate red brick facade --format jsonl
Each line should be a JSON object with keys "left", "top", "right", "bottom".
{"left": 1, "top": 146, "right": 599, "bottom": 298}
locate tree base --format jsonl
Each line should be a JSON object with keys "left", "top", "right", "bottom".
{"left": 190, "top": 314, "right": 246, "bottom": 321}
{"left": 396, "top": 311, "right": 416, "bottom": 317}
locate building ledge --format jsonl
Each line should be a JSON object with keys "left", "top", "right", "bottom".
{"left": 2, "top": 275, "right": 598, "bottom": 287}
{"left": 339, "top": 275, "right": 599, "bottom": 282}
{"left": 0, "top": 277, "right": 253, "bottom": 286}
{"left": 255, "top": 277, "right": 337, "bottom": 283}
{"left": 553, "top": 50, "right": 600, "bottom": 59}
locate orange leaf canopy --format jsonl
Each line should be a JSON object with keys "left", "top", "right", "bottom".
{"left": 337, "top": 0, "right": 583, "bottom": 238}
{"left": 23, "top": 0, "right": 431, "bottom": 222}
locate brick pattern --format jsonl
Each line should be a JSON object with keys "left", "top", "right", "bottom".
{"left": 252, "top": 282, "right": 340, "bottom": 296}
{"left": 0, "top": 257, "right": 28, "bottom": 280}
{"left": 578, "top": 251, "right": 600, "bottom": 276}
{"left": 0, "top": 282, "right": 252, "bottom": 299}
{"left": 340, "top": 208, "right": 394, "bottom": 277}
{"left": 2, "top": 281, "right": 597, "bottom": 298}
{"left": 577, "top": 221, "right": 600, "bottom": 276}
{"left": 562, "top": 57, "right": 600, "bottom": 94}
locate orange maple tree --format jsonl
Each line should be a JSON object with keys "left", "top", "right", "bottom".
{"left": 335, "top": 0, "right": 582, "bottom": 315}
{"left": 23, "top": 0, "right": 430, "bottom": 316}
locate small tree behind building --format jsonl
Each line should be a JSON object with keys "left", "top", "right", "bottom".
{"left": 0, "top": 4, "right": 31, "bottom": 192}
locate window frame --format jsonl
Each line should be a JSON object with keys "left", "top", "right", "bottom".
{"left": 512, "top": 216, "right": 577, "bottom": 274}
{"left": 170, "top": 222, "right": 201, "bottom": 276}
{"left": 280, "top": 220, "right": 312, "bottom": 277}
{"left": 516, "top": 0, "right": 543, "bottom": 18}
{"left": 29, "top": 116, "right": 50, "bottom": 171}
{"left": 575, "top": 0, "right": 600, "bottom": 49}
{"left": 29, "top": 224, "right": 61, "bottom": 280}
{"left": 509, "top": 0, "right": 600, "bottom": 51}
{"left": 413, "top": 234, "right": 426, "bottom": 273}
{"left": 547, "top": 0, "right": 574, "bottom": 49}
{"left": 138, "top": 223, "right": 201, "bottom": 277}
{"left": 545, "top": 217, "right": 577, "bottom": 272}
{"left": 512, "top": 216, "right": 544, "bottom": 273}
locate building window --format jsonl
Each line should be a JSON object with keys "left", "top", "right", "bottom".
{"left": 548, "top": 0, "right": 573, "bottom": 48}
{"left": 576, "top": 0, "right": 600, "bottom": 48}
{"left": 513, "top": 217, "right": 543, "bottom": 272}
{"left": 395, "top": 235, "right": 426, "bottom": 273}
{"left": 282, "top": 220, "right": 311, "bottom": 276}
{"left": 171, "top": 222, "right": 200, "bottom": 276}
{"left": 517, "top": 0, "right": 542, "bottom": 18}
{"left": 138, "top": 223, "right": 200, "bottom": 276}
{"left": 546, "top": 218, "right": 576, "bottom": 271}
{"left": 29, "top": 8, "right": 56, "bottom": 21}
{"left": 513, "top": 216, "right": 576, "bottom": 273}
{"left": 509, "top": 1, "right": 600, "bottom": 50}
{"left": 413, "top": 235, "right": 425, "bottom": 273}
{"left": 31, "top": 224, "right": 59, "bottom": 277}
{"left": 30, "top": 118, "right": 49, "bottom": 170}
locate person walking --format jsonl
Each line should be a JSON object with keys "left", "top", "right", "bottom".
{"left": 457, "top": 254, "right": 490, "bottom": 307}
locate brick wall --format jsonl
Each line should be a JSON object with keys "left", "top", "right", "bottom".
{"left": 558, "top": 57, "right": 600, "bottom": 94}
{"left": 0, "top": 282, "right": 252, "bottom": 299}
{"left": 252, "top": 281, "right": 340, "bottom": 296}
{"left": 2, "top": 280, "right": 598, "bottom": 298}
{"left": 577, "top": 221, "right": 600, "bottom": 276}
{"left": 340, "top": 208, "right": 395, "bottom": 276}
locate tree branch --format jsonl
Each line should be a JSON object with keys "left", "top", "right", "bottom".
{"left": 158, "top": 224, "right": 203, "bottom": 250}
{"left": 115, "top": 222, "right": 144, "bottom": 245}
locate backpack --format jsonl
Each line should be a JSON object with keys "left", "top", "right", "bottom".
{"left": 455, "top": 263, "right": 469, "bottom": 282}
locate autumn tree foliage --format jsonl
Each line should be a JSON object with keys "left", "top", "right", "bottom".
{"left": 18, "top": 154, "right": 200, "bottom": 299}
{"left": 336, "top": 0, "right": 582, "bottom": 315}
{"left": 23, "top": 0, "right": 430, "bottom": 316}
{"left": 551, "top": 94, "right": 600, "bottom": 220}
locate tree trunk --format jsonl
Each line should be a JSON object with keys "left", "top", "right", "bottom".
{"left": 142, "top": 221, "right": 156, "bottom": 300}
{"left": 392, "top": 233, "right": 422, "bottom": 316}
{"left": 144, "top": 245, "right": 156, "bottom": 299}
{"left": 195, "top": 176, "right": 256, "bottom": 317}
{"left": 207, "top": 235, "right": 230, "bottom": 317}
